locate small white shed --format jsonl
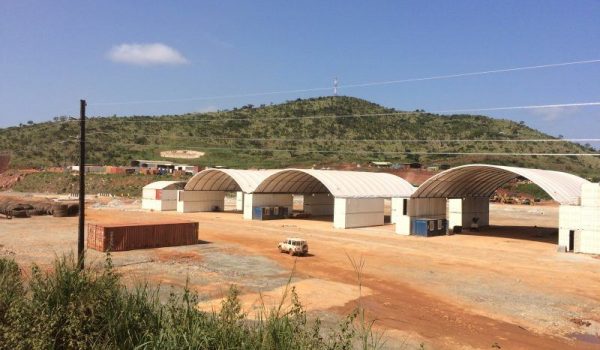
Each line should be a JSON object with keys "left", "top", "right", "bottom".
{"left": 142, "top": 181, "right": 186, "bottom": 211}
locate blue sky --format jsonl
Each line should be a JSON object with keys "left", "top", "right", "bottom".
{"left": 1, "top": 0, "right": 599, "bottom": 141}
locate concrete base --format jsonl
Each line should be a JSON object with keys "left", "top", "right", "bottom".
{"left": 559, "top": 204, "right": 600, "bottom": 254}
{"left": 448, "top": 197, "right": 490, "bottom": 229}
{"left": 142, "top": 199, "right": 176, "bottom": 211}
{"left": 235, "top": 192, "right": 244, "bottom": 211}
{"left": 304, "top": 193, "right": 334, "bottom": 216}
{"left": 142, "top": 189, "right": 178, "bottom": 211}
{"left": 395, "top": 215, "right": 411, "bottom": 235}
{"left": 334, "top": 198, "right": 384, "bottom": 229}
{"left": 243, "top": 193, "right": 294, "bottom": 220}
{"left": 391, "top": 197, "right": 409, "bottom": 224}
{"left": 177, "top": 190, "right": 225, "bottom": 213}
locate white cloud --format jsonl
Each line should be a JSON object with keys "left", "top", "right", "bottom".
{"left": 530, "top": 106, "right": 580, "bottom": 122}
{"left": 107, "top": 43, "right": 189, "bottom": 66}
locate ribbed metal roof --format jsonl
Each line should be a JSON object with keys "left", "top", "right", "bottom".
{"left": 143, "top": 181, "right": 187, "bottom": 190}
{"left": 184, "top": 169, "right": 278, "bottom": 193}
{"left": 254, "top": 169, "right": 416, "bottom": 198}
{"left": 412, "top": 164, "right": 589, "bottom": 205}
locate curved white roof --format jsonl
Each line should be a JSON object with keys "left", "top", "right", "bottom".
{"left": 143, "top": 181, "right": 186, "bottom": 190}
{"left": 412, "top": 164, "right": 589, "bottom": 205}
{"left": 254, "top": 169, "right": 416, "bottom": 198}
{"left": 185, "top": 169, "right": 278, "bottom": 192}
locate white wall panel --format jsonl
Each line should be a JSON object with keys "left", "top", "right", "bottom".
{"left": 176, "top": 190, "right": 225, "bottom": 213}
{"left": 236, "top": 192, "right": 244, "bottom": 211}
{"left": 391, "top": 197, "right": 409, "bottom": 224}
{"left": 304, "top": 193, "right": 334, "bottom": 216}
{"left": 142, "top": 199, "right": 177, "bottom": 211}
{"left": 581, "top": 183, "right": 600, "bottom": 207}
{"left": 395, "top": 215, "right": 411, "bottom": 235}
{"left": 334, "top": 198, "right": 384, "bottom": 229}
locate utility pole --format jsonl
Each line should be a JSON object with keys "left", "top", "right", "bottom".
{"left": 78, "top": 99, "right": 86, "bottom": 270}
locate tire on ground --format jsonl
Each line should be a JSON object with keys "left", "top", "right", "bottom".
{"left": 52, "top": 204, "right": 69, "bottom": 217}
{"left": 66, "top": 203, "right": 79, "bottom": 216}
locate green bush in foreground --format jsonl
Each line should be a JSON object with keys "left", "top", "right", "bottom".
{"left": 0, "top": 255, "right": 383, "bottom": 350}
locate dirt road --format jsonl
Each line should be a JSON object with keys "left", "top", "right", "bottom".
{"left": 0, "top": 201, "right": 599, "bottom": 349}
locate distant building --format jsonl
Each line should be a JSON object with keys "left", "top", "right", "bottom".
{"left": 69, "top": 165, "right": 106, "bottom": 174}
{"left": 394, "top": 162, "right": 422, "bottom": 170}
{"left": 142, "top": 181, "right": 187, "bottom": 211}
{"left": 370, "top": 161, "right": 392, "bottom": 168}
{"left": 131, "top": 160, "right": 198, "bottom": 175}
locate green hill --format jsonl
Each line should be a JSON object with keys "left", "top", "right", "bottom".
{"left": 1, "top": 96, "right": 598, "bottom": 178}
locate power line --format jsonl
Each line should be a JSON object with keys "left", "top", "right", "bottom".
{"left": 75, "top": 141, "right": 600, "bottom": 157}
{"left": 84, "top": 132, "right": 600, "bottom": 143}
{"left": 339, "top": 59, "right": 600, "bottom": 89}
{"left": 436, "top": 101, "right": 600, "bottom": 114}
{"left": 58, "top": 101, "right": 600, "bottom": 123}
{"left": 87, "top": 58, "right": 600, "bottom": 106}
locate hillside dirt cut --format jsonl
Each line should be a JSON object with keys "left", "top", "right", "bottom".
{"left": 0, "top": 196, "right": 599, "bottom": 349}
{"left": 160, "top": 150, "right": 205, "bottom": 159}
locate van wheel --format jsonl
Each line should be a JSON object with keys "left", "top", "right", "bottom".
{"left": 289, "top": 250, "right": 294, "bottom": 256}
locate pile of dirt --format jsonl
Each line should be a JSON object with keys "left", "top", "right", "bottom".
{"left": 0, "top": 169, "right": 36, "bottom": 189}
{"left": 160, "top": 150, "right": 205, "bottom": 159}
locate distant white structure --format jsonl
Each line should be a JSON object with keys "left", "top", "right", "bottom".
{"left": 252, "top": 169, "right": 415, "bottom": 229}
{"left": 132, "top": 160, "right": 198, "bottom": 174}
{"left": 179, "top": 168, "right": 415, "bottom": 229}
{"left": 333, "top": 77, "right": 338, "bottom": 96}
{"left": 179, "top": 169, "right": 277, "bottom": 213}
{"left": 142, "top": 181, "right": 186, "bottom": 211}
{"left": 402, "top": 164, "right": 598, "bottom": 254}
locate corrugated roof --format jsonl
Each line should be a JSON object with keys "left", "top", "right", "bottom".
{"left": 412, "top": 164, "right": 589, "bottom": 205}
{"left": 254, "top": 169, "right": 415, "bottom": 198}
{"left": 143, "top": 181, "right": 187, "bottom": 190}
{"left": 184, "top": 169, "right": 279, "bottom": 193}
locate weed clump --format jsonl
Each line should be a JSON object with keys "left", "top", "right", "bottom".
{"left": 0, "top": 255, "right": 382, "bottom": 349}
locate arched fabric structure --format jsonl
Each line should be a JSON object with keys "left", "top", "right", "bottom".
{"left": 185, "top": 169, "right": 278, "bottom": 193}
{"left": 412, "top": 164, "right": 589, "bottom": 205}
{"left": 254, "top": 169, "right": 416, "bottom": 198}
{"left": 143, "top": 181, "right": 186, "bottom": 191}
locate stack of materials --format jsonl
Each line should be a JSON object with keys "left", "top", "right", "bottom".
{"left": 0, "top": 198, "right": 79, "bottom": 218}
{"left": 87, "top": 221, "right": 199, "bottom": 252}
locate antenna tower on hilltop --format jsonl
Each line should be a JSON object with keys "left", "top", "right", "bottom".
{"left": 333, "top": 77, "right": 338, "bottom": 96}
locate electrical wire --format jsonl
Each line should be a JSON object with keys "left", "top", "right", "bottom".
{"left": 88, "top": 58, "right": 600, "bottom": 106}
{"left": 73, "top": 141, "right": 600, "bottom": 157}
{"left": 51, "top": 101, "right": 600, "bottom": 124}
{"left": 83, "top": 131, "right": 600, "bottom": 143}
